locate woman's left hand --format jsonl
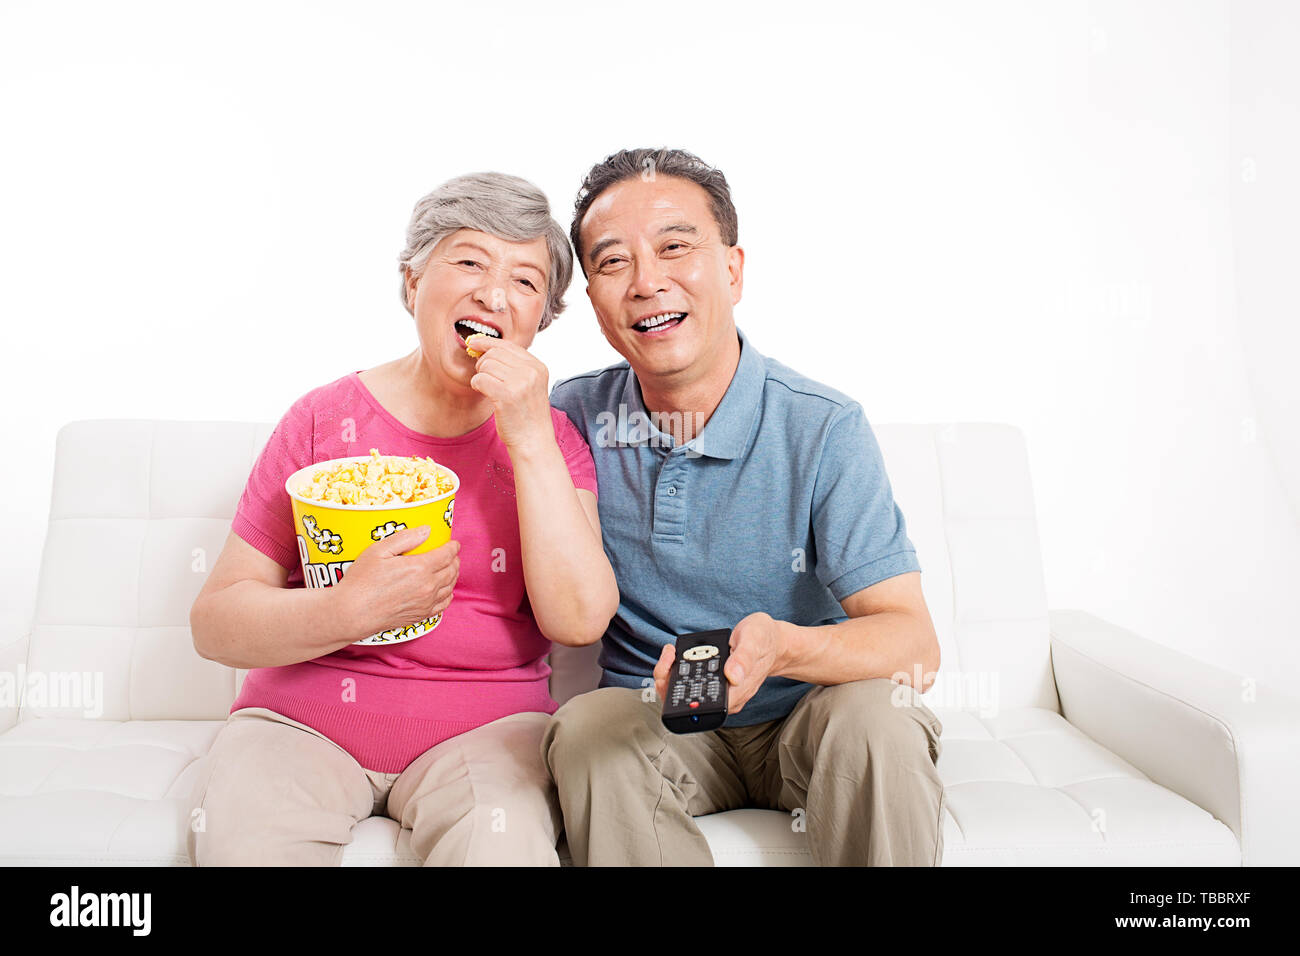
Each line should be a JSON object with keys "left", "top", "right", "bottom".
{"left": 466, "top": 334, "right": 553, "bottom": 454}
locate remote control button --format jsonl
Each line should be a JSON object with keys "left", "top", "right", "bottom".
{"left": 689, "top": 701, "right": 699, "bottom": 708}
{"left": 682, "top": 644, "right": 719, "bottom": 662}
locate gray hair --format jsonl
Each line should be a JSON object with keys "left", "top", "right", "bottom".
{"left": 570, "top": 147, "right": 739, "bottom": 273}
{"left": 398, "top": 172, "right": 572, "bottom": 331}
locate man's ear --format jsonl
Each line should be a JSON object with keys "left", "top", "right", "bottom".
{"left": 728, "top": 245, "right": 745, "bottom": 306}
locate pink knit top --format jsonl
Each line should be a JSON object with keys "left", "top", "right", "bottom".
{"left": 228, "top": 371, "right": 598, "bottom": 772}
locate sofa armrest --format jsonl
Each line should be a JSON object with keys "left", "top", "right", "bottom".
{"left": 1049, "top": 609, "right": 1300, "bottom": 866}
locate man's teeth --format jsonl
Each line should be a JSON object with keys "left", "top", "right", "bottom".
{"left": 457, "top": 319, "right": 501, "bottom": 338}
{"left": 635, "top": 312, "right": 685, "bottom": 331}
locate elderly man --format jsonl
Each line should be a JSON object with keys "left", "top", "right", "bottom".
{"left": 543, "top": 148, "right": 946, "bottom": 866}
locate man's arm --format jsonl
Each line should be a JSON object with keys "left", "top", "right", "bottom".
{"left": 774, "top": 400, "right": 938, "bottom": 691}
{"left": 653, "top": 571, "right": 941, "bottom": 712}
{"left": 772, "top": 571, "right": 940, "bottom": 690}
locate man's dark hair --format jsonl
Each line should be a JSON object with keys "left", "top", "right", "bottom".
{"left": 570, "top": 148, "right": 739, "bottom": 272}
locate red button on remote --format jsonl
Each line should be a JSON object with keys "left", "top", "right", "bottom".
{"left": 689, "top": 701, "right": 699, "bottom": 709}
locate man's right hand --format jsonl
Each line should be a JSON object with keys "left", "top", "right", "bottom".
{"left": 335, "top": 525, "right": 460, "bottom": 636}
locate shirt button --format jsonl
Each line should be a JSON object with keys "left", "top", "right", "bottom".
{"left": 667, "top": 486, "right": 677, "bottom": 496}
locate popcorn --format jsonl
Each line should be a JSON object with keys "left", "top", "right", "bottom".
{"left": 294, "top": 449, "right": 455, "bottom": 506}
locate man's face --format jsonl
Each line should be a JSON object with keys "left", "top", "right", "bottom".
{"left": 578, "top": 176, "right": 743, "bottom": 385}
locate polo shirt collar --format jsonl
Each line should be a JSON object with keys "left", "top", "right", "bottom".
{"left": 617, "top": 327, "right": 765, "bottom": 460}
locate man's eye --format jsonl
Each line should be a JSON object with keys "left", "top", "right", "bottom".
{"left": 663, "top": 242, "right": 687, "bottom": 253}
{"left": 599, "top": 257, "right": 626, "bottom": 270}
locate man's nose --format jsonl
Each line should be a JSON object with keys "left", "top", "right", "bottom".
{"left": 628, "top": 256, "right": 670, "bottom": 299}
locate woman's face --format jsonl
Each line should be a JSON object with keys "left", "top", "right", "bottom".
{"left": 405, "top": 228, "right": 550, "bottom": 391}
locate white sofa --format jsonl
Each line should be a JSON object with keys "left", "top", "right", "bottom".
{"left": 2, "top": 419, "right": 1296, "bottom": 866}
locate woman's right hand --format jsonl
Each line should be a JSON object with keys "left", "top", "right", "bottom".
{"left": 335, "top": 525, "right": 460, "bottom": 635}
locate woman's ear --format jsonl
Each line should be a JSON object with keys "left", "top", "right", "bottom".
{"left": 404, "top": 268, "right": 417, "bottom": 310}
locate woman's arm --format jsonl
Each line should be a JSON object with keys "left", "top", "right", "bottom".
{"left": 466, "top": 335, "right": 619, "bottom": 646}
{"left": 191, "top": 532, "right": 362, "bottom": 668}
{"left": 191, "top": 527, "right": 460, "bottom": 668}
{"left": 509, "top": 441, "right": 618, "bottom": 646}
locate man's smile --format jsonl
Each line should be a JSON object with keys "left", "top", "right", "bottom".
{"left": 632, "top": 311, "right": 688, "bottom": 335}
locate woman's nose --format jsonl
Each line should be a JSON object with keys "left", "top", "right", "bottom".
{"left": 473, "top": 282, "right": 508, "bottom": 313}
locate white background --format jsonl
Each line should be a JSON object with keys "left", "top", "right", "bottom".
{"left": 2, "top": 1, "right": 1297, "bottom": 697}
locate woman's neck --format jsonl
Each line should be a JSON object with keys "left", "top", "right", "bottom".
{"left": 369, "top": 350, "right": 493, "bottom": 438}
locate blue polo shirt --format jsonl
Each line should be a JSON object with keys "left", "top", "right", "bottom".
{"left": 550, "top": 328, "right": 921, "bottom": 726}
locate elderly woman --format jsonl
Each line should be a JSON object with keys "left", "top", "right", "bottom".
{"left": 186, "top": 172, "right": 617, "bottom": 866}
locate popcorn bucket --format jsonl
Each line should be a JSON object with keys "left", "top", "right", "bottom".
{"left": 284, "top": 456, "right": 459, "bottom": 645}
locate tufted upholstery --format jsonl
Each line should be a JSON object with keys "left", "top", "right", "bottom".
{"left": 1, "top": 420, "right": 1294, "bottom": 865}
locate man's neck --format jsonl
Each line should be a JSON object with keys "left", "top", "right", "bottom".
{"left": 637, "top": 331, "right": 742, "bottom": 447}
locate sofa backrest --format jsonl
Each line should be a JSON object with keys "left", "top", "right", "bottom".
{"left": 877, "top": 423, "right": 1056, "bottom": 713}
{"left": 19, "top": 419, "right": 1056, "bottom": 724}
{"left": 24, "top": 421, "right": 267, "bottom": 723}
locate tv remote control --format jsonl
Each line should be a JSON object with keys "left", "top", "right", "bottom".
{"left": 662, "top": 629, "right": 731, "bottom": 734}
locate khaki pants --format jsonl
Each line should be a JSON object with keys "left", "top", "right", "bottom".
{"left": 187, "top": 708, "right": 561, "bottom": 866}
{"left": 541, "top": 679, "right": 945, "bottom": 866}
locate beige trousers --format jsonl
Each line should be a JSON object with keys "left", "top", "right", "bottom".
{"left": 541, "top": 678, "right": 945, "bottom": 866}
{"left": 187, "top": 707, "right": 561, "bottom": 866}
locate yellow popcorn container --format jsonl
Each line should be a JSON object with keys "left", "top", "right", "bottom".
{"left": 284, "top": 455, "right": 460, "bottom": 646}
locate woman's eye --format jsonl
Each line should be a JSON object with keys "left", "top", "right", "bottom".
{"left": 516, "top": 278, "right": 536, "bottom": 290}
{"left": 458, "top": 260, "right": 481, "bottom": 268}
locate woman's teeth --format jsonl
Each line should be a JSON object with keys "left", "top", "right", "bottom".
{"left": 634, "top": 312, "right": 686, "bottom": 332}
{"left": 455, "top": 319, "right": 501, "bottom": 341}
